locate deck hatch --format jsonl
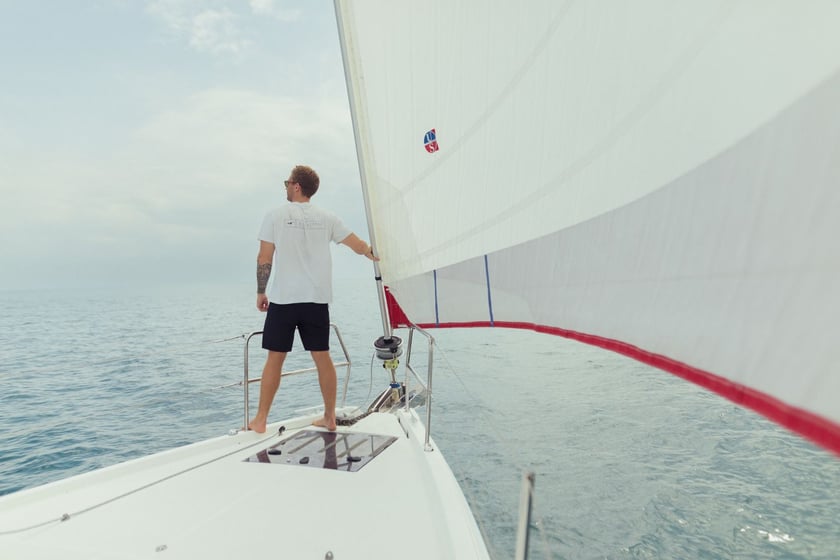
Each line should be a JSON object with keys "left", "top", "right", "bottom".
{"left": 245, "top": 430, "right": 397, "bottom": 472}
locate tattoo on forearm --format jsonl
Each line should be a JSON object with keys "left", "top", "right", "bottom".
{"left": 257, "top": 263, "right": 272, "bottom": 294}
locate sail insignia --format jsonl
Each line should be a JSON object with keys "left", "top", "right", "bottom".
{"left": 336, "top": 0, "right": 840, "bottom": 455}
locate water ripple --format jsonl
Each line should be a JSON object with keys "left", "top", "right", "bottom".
{"left": 1, "top": 284, "right": 838, "bottom": 560}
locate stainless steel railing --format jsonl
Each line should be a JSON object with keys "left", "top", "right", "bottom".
{"left": 403, "top": 324, "right": 435, "bottom": 451}
{"left": 241, "top": 322, "right": 437, "bottom": 449}
{"left": 242, "top": 323, "right": 353, "bottom": 430}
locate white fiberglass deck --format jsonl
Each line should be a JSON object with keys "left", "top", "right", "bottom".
{"left": 0, "top": 409, "right": 489, "bottom": 559}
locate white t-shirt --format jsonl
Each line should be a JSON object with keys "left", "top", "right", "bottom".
{"left": 258, "top": 202, "right": 352, "bottom": 304}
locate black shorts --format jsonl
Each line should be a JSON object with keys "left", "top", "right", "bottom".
{"left": 262, "top": 303, "right": 330, "bottom": 352}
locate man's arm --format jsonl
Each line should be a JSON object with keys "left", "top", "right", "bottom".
{"left": 340, "top": 233, "right": 380, "bottom": 261}
{"left": 256, "top": 241, "right": 274, "bottom": 311}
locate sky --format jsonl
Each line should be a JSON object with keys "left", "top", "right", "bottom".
{"left": 0, "top": 0, "right": 370, "bottom": 291}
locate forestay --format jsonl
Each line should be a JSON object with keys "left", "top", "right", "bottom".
{"left": 334, "top": 1, "right": 840, "bottom": 454}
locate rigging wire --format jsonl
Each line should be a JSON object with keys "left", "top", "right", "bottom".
{"left": 1, "top": 329, "right": 359, "bottom": 393}
{"left": 0, "top": 430, "right": 279, "bottom": 536}
{"left": 0, "top": 334, "right": 383, "bottom": 534}
{"left": 431, "top": 337, "right": 553, "bottom": 560}
{"left": 0, "top": 332, "right": 251, "bottom": 383}
{"left": 2, "top": 326, "right": 546, "bottom": 552}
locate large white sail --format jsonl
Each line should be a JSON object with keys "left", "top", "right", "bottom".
{"left": 335, "top": 0, "right": 840, "bottom": 455}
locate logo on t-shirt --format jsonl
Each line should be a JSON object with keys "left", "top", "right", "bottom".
{"left": 284, "top": 217, "right": 326, "bottom": 230}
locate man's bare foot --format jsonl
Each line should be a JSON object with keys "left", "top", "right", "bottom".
{"left": 248, "top": 417, "right": 267, "bottom": 433}
{"left": 312, "top": 416, "right": 337, "bottom": 431}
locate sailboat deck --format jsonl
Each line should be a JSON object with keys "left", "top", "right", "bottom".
{"left": 244, "top": 429, "right": 398, "bottom": 471}
{"left": 0, "top": 410, "right": 490, "bottom": 559}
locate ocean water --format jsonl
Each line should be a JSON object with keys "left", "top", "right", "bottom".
{"left": 1, "top": 279, "right": 838, "bottom": 559}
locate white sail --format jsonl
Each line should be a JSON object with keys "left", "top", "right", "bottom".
{"left": 336, "top": 0, "right": 840, "bottom": 454}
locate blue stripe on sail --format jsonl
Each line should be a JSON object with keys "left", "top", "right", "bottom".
{"left": 433, "top": 269, "right": 440, "bottom": 327}
{"left": 484, "top": 255, "right": 495, "bottom": 326}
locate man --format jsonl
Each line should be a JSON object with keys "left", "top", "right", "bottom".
{"left": 249, "top": 165, "right": 378, "bottom": 433}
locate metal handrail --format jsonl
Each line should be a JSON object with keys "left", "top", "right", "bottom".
{"left": 515, "top": 472, "right": 536, "bottom": 560}
{"left": 404, "top": 324, "right": 435, "bottom": 451}
{"left": 243, "top": 323, "right": 353, "bottom": 430}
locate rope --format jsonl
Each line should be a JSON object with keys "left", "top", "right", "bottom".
{"left": 336, "top": 409, "right": 375, "bottom": 426}
{"left": 335, "top": 350, "right": 384, "bottom": 426}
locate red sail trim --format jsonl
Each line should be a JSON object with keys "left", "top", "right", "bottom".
{"left": 411, "top": 319, "right": 840, "bottom": 457}
{"left": 384, "top": 286, "right": 412, "bottom": 328}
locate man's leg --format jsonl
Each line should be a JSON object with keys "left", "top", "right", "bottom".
{"left": 248, "top": 350, "right": 287, "bottom": 433}
{"left": 311, "top": 350, "right": 337, "bottom": 431}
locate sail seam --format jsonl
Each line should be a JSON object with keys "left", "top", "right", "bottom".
{"left": 433, "top": 269, "right": 440, "bottom": 327}
{"left": 484, "top": 255, "right": 495, "bottom": 326}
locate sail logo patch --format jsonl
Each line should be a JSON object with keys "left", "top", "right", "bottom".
{"left": 423, "top": 128, "right": 439, "bottom": 153}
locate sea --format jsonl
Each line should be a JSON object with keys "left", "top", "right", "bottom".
{"left": 1, "top": 278, "right": 838, "bottom": 560}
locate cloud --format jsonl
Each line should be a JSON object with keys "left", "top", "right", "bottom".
{"left": 248, "top": 0, "right": 300, "bottom": 21}
{"left": 126, "top": 88, "right": 355, "bottom": 207}
{"left": 0, "top": 2, "right": 358, "bottom": 290}
{"left": 147, "top": 1, "right": 248, "bottom": 55}
{"left": 0, "top": 86, "right": 362, "bottom": 289}
{"left": 146, "top": 0, "right": 301, "bottom": 55}
{"left": 189, "top": 9, "right": 250, "bottom": 54}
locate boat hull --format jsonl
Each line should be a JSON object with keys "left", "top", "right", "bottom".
{"left": 0, "top": 409, "right": 490, "bottom": 559}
